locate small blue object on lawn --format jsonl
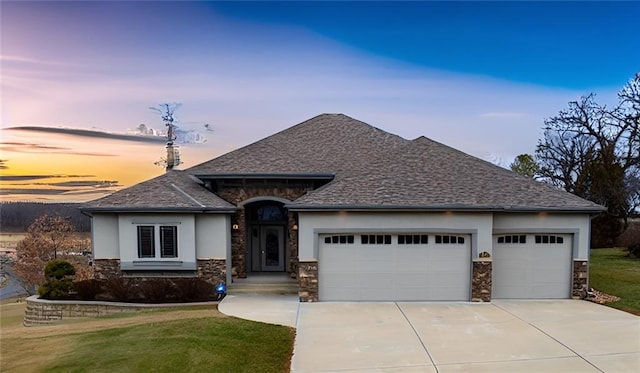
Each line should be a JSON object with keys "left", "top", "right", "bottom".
{"left": 215, "top": 283, "right": 227, "bottom": 301}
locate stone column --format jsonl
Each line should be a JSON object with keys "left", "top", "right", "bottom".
{"left": 298, "top": 260, "right": 318, "bottom": 302}
{"left": 572, "top": 260, "right": 589, "bottom": 299}
{"left": 471, "top": 259, "right": 492, "bottom": 302}
{"left": 197, "top": 258, "right": 227, "bottom": 285}
{"left": 288, "top": 213, "right": 299, "bottom": 279}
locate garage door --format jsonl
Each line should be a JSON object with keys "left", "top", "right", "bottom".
{"left": 492, "top": 234, "right": 572, "bottom": 299}
{"left": 319, "top": 233, "right": 471, "bottom": 301}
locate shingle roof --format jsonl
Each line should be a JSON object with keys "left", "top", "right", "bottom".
{"left": 83, "top": 170, "right": 235, "bottom": 212}
{"left": 188, "top": 114, "right": 407, "bottom": 176}
{"left": 85, "top": 113, "right": 605, "bottom": 213}
{"left": 288, "top": 134, "right": 605, "bottom": 212}
{"left": 188, "top": 113, "right": 602, "bottom": 212}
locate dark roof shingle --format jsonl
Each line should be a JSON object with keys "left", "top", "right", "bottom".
{"left": 84, "top": 170, "right": 235, "bottom": 212}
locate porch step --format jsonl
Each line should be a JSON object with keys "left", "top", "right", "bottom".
{"left": 228, "top": 283, "right": 298, "bottom": 295}
{"left": 228, "top": 275, "right": 298, "bottom": 295}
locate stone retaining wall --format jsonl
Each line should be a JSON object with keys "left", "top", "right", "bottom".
{"left": 23, "top": 296, "right": 217, "bottom": 327}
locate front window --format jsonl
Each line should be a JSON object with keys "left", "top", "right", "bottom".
{"left": 160, "top": 226, "right": 178, "bottom": 258}
{"left": 137, "top": 225, "right": 178, "bottom": 259}
{"left": 137, "top": 226, "right": 155, "bottom": 258}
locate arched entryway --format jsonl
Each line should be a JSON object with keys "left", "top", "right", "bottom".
{"left": 244, "top": 200, "right": 289, "bottom": 273}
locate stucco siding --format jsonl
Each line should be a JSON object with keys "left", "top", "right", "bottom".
{"left": 195, "top": 214, "right": 229, "bottom": 259}
{"left": 493, "top": 213, "right": 591, "bottom": 259}
{"left": 92, "top": 214, "right": 119, "bottom": 259}
{"left": 298, "top": 211, "right": 493, "bottom": 260}
{"left": 118, "top": 214, "right": 196, "bottom": 270}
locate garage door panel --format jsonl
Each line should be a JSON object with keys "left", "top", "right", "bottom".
{"left": 493, "top": 234, "right": 572, "bottom": 299}
{"left": 319, "top": 233, "right": 471, "bottom": 301}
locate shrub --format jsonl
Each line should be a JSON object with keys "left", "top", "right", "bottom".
{"left": 139, "top": 279, "right": 178, "bottom": 303}
{"left": 173, "top": 278, "right": 216, "bottom": 302}
{"left": 38, "top": 259, "right": 76, "bottom": 299}
{"left": 44, "top": 259, "right": 76, "bottom": 279}
{"left": 74, "top": 279, "right": 104, "bottom": 300}
{"left": 628, "top": 244, "right": 640, "bottom": 259}
{"left": 102, "top": 277, "right": 136, "bottom": 302}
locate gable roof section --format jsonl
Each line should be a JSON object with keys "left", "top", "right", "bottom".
{"left": 83, "top": 170, "right": 236, "bottom": 213}
{"left": 188, "top": 113, "right": 408, "bottom": 176}
{"left": 288, "top": 134, "right": 604, "bottom": 212}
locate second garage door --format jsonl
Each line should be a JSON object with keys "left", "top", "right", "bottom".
{"left": 492, "top": 234, "right": 573, "bottom": 299}
{"left": 319, "top": 233, "right": 471, "bottom": 301}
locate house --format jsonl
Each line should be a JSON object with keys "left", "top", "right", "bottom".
{"left": 83, "top": 114, "right": 605, "bottom": 302}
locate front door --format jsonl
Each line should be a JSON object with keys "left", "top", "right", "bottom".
{"left": 260, "top": 226, "right": 285, "bottom": 271}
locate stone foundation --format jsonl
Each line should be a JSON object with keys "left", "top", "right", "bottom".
{"left": 93, "top": 259, "right": 121, "bottom": 279}
{"left": 572, "top": 260, "right": 589, "bottom": 299}
{"left": 471, "top": 260, "right": 492, "bottom": 302}
{"left": 197, "top": 258, "right": 227, "bottom": 285}
{"left": 298, "top": 260, "right": 319, "bottom": 302}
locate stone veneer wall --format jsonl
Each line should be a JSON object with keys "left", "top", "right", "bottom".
{"left": 93, "top": 259, "right": 121, "bottom": 279}
{"left": 197, "top": 258, "right": 226, "bottom": 284}
{"left": 471, "top": 260, "right": 492, "bottom": 302}
{"left": 23, "top": 296, "right": 217, "bottom": 327}
{"left": 298, "top": 260, "right": 318, "bottom": 302}
{"left": 216, "top": 186, "right": 310, "bottom": 279}
{"left": 572, "top": 260, "right": 589, "bottom": 299}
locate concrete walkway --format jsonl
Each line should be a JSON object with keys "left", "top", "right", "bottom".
{"left": 217, "top": 295, "right": 640, "bottom": 372}
{"left": 218, "top": 293, "right": 299, "bottom": 327}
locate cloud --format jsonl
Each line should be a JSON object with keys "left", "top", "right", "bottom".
{"left": 0, "top": 159, "right": 7, "bottom": 170}
{"left": 5, "top": 127, "right": 166, "bottom": 144}
{"left": 0, "top": 140, "right": 117, "bottom": 156}
{"left": 0, "top": 174, "right": 95, "bottom": 181}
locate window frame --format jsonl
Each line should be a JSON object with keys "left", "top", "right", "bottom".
{"left": 136, "top": 224, "right": 179, "bottom": 259}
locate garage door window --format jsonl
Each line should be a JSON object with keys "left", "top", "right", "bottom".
{"left": 324, "top": 235, "right": 354, "bottom": 244}
{"left": 497, "top": 235, "right": 527, "bottom": 244}
{"left": 398, "top": 234, "right": 428, "bottom": 244}
{"left": 361, "top": 234, "right": 392, "bottom": 245}
{"left": 535, "top": 235, "right": 564, "bottom": 244}
{"left": 435, "top": 235, "right": 465, "bottom": 244}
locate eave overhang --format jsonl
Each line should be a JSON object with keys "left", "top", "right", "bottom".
{"left": 81, "top": 207, "right": 237, "bottom": 215}
{"left": 285, "top": 204, "right": 607, "bottom": 214}
{"left": 193, "top": 173, "right": 336, "bottom": 180}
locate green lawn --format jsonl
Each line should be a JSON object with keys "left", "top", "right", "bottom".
{"left": 590, "top": 247, "right": 640, "bottom": 315}
{"left": 1, "top": 304, "right": 295, "bottom": 373}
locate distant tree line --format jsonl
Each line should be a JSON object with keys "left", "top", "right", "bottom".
{"left": 0, "top": 202, "right": 91, "bottom": 232}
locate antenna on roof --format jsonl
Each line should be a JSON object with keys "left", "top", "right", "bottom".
{"left": 150, "top": 103, "right": 183, "bottom": 172}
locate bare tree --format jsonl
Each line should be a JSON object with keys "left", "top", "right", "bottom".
{"left": 13, "top": 214, "right": 90, "bottom": 294}
{"left": 535, "top": 74, "right": 640, "bottom": 246}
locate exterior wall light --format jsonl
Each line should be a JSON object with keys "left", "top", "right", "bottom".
{"left": 232, "top": 224, "right": 239, "bottom": 230}
{"left": 292, "top": 224, "right": 299, "bottom": 231}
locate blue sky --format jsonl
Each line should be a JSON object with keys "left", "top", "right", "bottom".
{"left": 1, "top": 1, "right": 638, "bottom": 201}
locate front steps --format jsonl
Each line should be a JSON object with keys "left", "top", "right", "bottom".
{"left": 228, "top": 273, "right": 298, "bottom": 295}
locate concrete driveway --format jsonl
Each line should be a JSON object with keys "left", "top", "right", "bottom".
{"left": 292, "top": 300, "right": 640, "bottom": 372}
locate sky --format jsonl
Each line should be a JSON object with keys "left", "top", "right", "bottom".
{"left": 1, "top": 1, "right": 639, "bottom": 203}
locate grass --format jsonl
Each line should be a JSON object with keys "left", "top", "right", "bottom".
{"left": 0, "top": 303, "right": 295, "bottom": 373}
{"left": 590, "top": 247, "right": 640, "bottom": 315}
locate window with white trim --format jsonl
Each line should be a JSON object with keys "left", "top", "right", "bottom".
{"left": 324, "top": 235, "right": 355, "bottom": 244}
{"left": 535, "top": 235, "right": 564, "bottom": 244}
{"left": 398, "top": 234, "right": 429, "bottom": 244}
{"left": 497, "top": 235, "right": 527, "bottom": 244}
{"left": 435, "top": 235, "right": 465, "bottom": 244}
{"left": 137, "top": 225, "right": 178, "bottom": 258}
{"left": 361, "top": 235, "right": 392, "bottom": 245}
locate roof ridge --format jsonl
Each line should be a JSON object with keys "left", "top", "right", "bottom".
{"left": 170, "top": 183, "right": 205, "bottom": 208}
